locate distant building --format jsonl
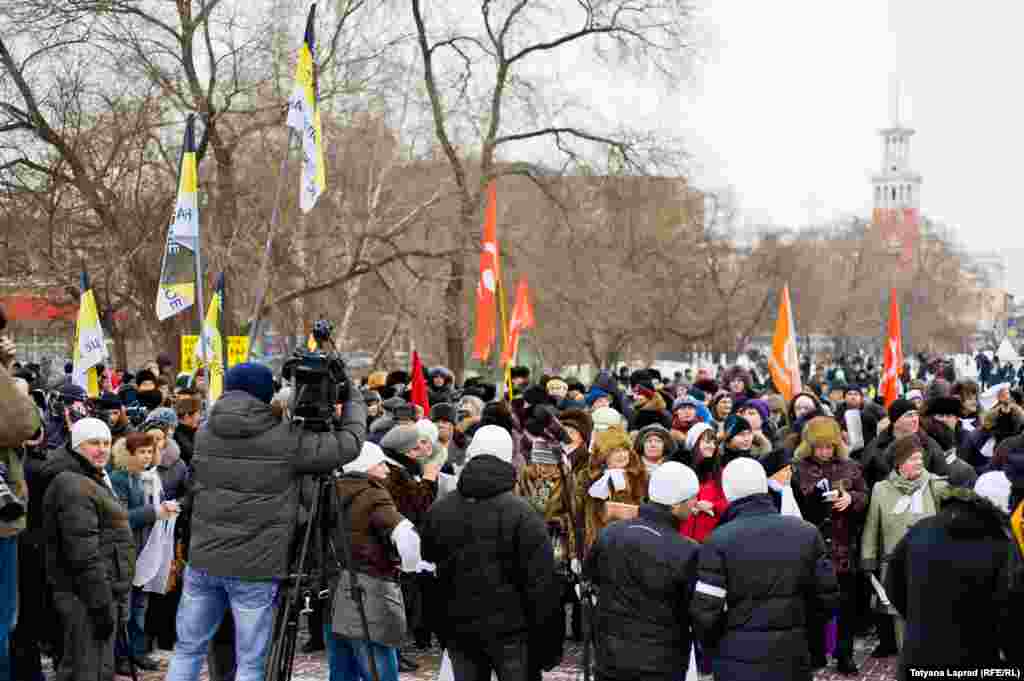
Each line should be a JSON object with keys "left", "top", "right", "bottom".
{"left": 870, "top": 97, "right": 922, "bottom": 266}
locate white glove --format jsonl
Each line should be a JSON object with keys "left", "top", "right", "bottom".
{"left": 609, "top": 469, "right": 627, "bottom": 491}
{"left": 571, "top": 558, "right": 582, "bottom": 575}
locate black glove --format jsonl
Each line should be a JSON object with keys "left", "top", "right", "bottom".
{"left": 88, "top": 606, "right": 115, "bottom": 641}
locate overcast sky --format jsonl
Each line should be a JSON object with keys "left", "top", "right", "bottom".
{"left": 591, "top": 1, "right": 1023, "bottom": 292}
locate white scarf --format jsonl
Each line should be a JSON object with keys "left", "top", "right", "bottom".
{"left": 588, "top": 469, "right": 627, "bottom": 499}
{"left": 891, "top": 484, "right": 926, "bottom": 515}
{"left": 140, "top": 468, "right": 164, "bottom": 507}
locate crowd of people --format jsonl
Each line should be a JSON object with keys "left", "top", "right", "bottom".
{"left": 2, "top": 333, "right": 1024, "bottom": 681}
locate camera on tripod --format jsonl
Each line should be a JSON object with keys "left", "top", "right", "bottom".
{"left": 281, "top": 318, "right": 350, "bottom": 432}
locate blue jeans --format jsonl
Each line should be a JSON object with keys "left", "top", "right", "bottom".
{"left": 0, "top": 537, "right": 17, "bottom": 681}
{"left": 323, "top": 622, "right": 398, "bottom": 681}
{"left": 165, "top": 567, "right": 278, "bottom": 681}
{"left": 115, "top": 588, "right": 149, "bottom": 660}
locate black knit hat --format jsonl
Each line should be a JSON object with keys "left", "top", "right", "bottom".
{"left": 510, "top": 366, "right": 531, "bottom": 380}
{"left": 724, "top": 414, "right": 752, "bottom": 442}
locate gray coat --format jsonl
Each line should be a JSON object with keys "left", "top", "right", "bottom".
{"left": 189, "top": 390, "right": 366, "bottom": 580}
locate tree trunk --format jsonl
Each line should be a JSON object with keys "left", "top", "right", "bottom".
{"left": 445, "top": 252, "right": 466, "bottom": 382}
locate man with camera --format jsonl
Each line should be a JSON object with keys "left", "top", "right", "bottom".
{"left": 166, "top": 361, "right": 365, "bottom": 681}
{"left": 0, "top": 328, "right": 43, "bottom": 681}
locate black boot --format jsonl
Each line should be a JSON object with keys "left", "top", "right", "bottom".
{"left": 836, "top": 656, "right": 859, "bottom": 676}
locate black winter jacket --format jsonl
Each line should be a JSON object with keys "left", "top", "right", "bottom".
{"left": 886, "top": 491, "right": 1013, "bottom": 679}
{"left": 420, "top": 454, "right": 563, "bottom": 669}
{"left": 690, "top": 494, "right": 838, "bottom": 681}
{"left": 41, "top": 446, "right": 135, "bottom": 609}
{"left": 585, "top": 503, "right": 699, "bottom": 681}
{"left": 188, "top": 390, "right": 365, "bottom": 580}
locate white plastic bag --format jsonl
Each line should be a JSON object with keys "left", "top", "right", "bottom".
{"left": 134, "top": 517, "right": 177, "bottom": 594}
{"left": 780, "top": 485, "right": 803, "bottom": 519}
{"left": 685, "top": 643, "right": 698, "bottom": 681}
{"left": 436, "top": 650, "right": 497, "bottom": 681}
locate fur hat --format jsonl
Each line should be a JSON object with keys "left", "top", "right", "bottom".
{"left": 367, "top": 371, "right": 388, "bottom": 390}
{"left": 888, "top": 398, "right": 917, "bottom": 425}
{"left": 386, "top": 371, "right": 410, "bottom": 388}
{"left": 794, "top": 416, "right": 847, "bottom": 460}
{"left": 429, "top": 402, "right": 456, "bottom": 424}
{"left": 559, "top": 408, "right": 593, "bottom": 448}
{"left": 592, "top": 427, "right": 634, "bottom": 462}
{"left": 892, "top": 435, "right": 924, "bottom": 470}
{"left": 924, "top": 396, "right": 962, "bottom": 419}
{"left": 693, "top": 378, "right": 719, "bottom": 395}
{"left": 635, "top": 424, "right": 675, "bottom": 458}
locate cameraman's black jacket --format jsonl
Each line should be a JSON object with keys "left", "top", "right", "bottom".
{"left": 189, "top": 390, "right": 365, "bottom": 580}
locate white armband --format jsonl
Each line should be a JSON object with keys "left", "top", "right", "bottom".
{"left": 390, "top": 519, "right": 422, "bottom": 573}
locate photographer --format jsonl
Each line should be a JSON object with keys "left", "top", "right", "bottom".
{"left": 166, "top": 362, "right": 365, "bottom": 681}
{"left": 1, "top": 331, "right": 42, "bottom": 681}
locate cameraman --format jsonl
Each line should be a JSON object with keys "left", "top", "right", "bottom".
{"left": 1, "top": 333, "right": 42, "bottom": 681}
{"left": 166, "top": 362, "right": 365, "bottom": 681}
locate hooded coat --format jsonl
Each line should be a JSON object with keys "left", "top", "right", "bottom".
{"left": 188, "top": 390, "right": 365, "bottom": 580}
{"left": 420, "top": 455, "right": 564, "bottom": 669}
{"left": 886, "top": 489, "right": 1013, "bottom": 679}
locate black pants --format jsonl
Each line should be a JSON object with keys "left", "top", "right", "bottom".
{"left": 807, "top": 571, "right": 857, "bottom": 661}
{"left": 52, "top": 593, "right": 125, "bottom": 681}
{"left": 449, "top": 637, "right": 530, "bottom": 681}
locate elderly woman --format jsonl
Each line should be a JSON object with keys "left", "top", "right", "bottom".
{"left": 635, "top": 424, "right": 676, "bottom": 476}
{"left": 791, "top": 417, "right": 868, "bottom": 674}
{"left": 329, "top": 442, "right": 426, "bottom": 681}
{"left": 861, "top": 435, "right": 949, "bottom": 657}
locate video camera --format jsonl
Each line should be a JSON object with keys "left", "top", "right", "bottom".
{"left": 281, "top": 318, "right": 350, "bottom": 432}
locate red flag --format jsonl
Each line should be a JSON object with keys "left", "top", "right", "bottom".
{"left": 880, "top": 288, "right": 903, "bottom": 407}
{"left": 472, "top": 181, "right": 499, "bottom": 361}
{"left": 409, "top": 350, "right": 430, "bottom": 415}
{"left": 502, "top": 277, "right": 535, "bottom": 366}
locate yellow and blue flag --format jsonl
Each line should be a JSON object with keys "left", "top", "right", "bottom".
{"left": 73, "top": 272, "right": 107, "bottom": 397}
{"left": 286, "top": 4, "right": 326, "bottom": 213}
{"left": 157, "top": 115, "right": 200, "bottom": 320}
{"left": 196, "top": 272, "right": 225, "bottom": 402}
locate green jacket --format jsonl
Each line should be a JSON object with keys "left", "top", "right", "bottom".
{"left": 861, "top": 473, "right": 949, "bottom": 573}
{"left": 0, "top": 366, "right": 42, "bottom": 537}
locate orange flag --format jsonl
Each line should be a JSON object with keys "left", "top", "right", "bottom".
{"left": 409, "top": 350, "right": 430, "bottom": 415}
{"left": 880, "top": 288, "right": 903, "bottom": 407}
{"left": 472, "top": 181, "right": 499, "bottom": 361}
{"left": 502, "top": 277, "right": 535, "bottom": 366}
{"left": 768, "top": 284, "right": 802, "bottom": 403}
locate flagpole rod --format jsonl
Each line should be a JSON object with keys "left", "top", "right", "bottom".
{"left": 246, "top": 127, "right": 297, "bottom": 360}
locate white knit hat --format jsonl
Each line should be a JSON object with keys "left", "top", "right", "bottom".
{"left": 416, "top": 419, "right": 439, "bottom": 446}
{"left": 591, "top": 406, "right": 624, "bottom": 433}
{"left": 974, "top": 471, "right": 1011, "bottom": 513}
{"left": 466, "top": 425, "right": 514, "bottom": 463}
{"left": 685, "top": 422, "right": 715, "bottom": 453}
{"left": 648, "top": 462, "right": 699, "bottom": 506}
{"left": 721, "top": 457, "right": 768, "bottom": 502}
{"left": 343, "top": 442, "right": 388, "bottom": 475}
{"left": 71, "top": 417, "right": 112, "bottom": 451}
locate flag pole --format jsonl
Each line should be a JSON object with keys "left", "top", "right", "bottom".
{"left": 246, "top": 128, "right": 297, "bottom": 360}
{"left": 192, "top": 122, "right": 208, "bottom": 379}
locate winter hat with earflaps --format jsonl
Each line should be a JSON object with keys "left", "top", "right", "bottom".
{"left": 648, "top": 462, "right": 699, "bottom": 506}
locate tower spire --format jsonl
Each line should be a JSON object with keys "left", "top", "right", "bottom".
{"left": 889, "top": 73, "right": 901, "bottom": 127}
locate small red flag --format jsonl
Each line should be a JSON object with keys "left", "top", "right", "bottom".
{"left": 502, "top": 277, "right": 535, "bottom": 366}
{"left": 409, "top": 350, "right": 430, "bottom": 415}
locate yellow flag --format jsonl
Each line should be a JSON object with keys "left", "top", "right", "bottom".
{"left": 286, "top": 4, "right": 326, "bottom": 213}
{"left": 196, "top": 273, "right": 225, "bottom": 402}
{"left": 157, "top": 116, "right": 199, "bottom": 320}
{"left": 73, "top": 273, "right": 107, "bottom": 398}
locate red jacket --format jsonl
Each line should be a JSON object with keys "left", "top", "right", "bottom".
{"left": 679, "top": 476, "right": 729, "bottom": 543}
